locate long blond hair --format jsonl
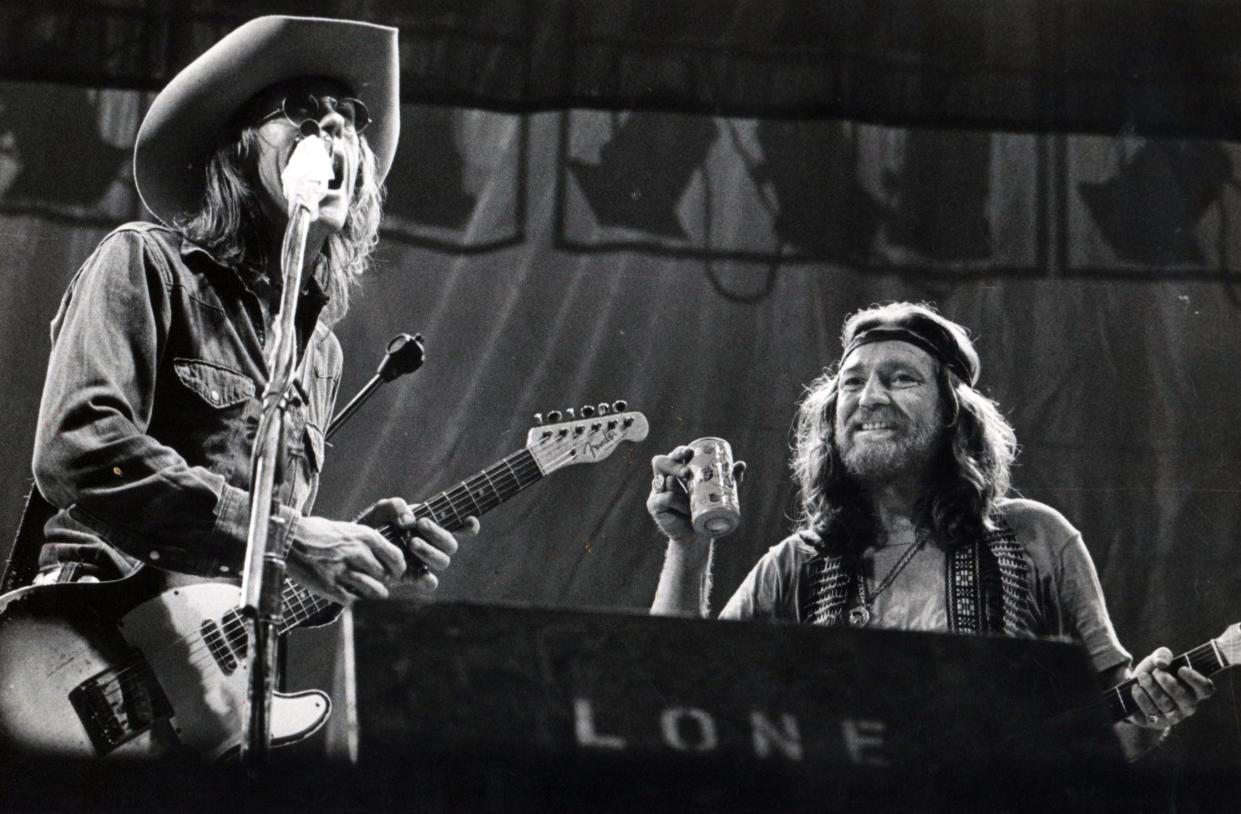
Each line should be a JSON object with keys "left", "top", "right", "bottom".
{"left": 174, "top": 125, "right": 384, "bottom": 326}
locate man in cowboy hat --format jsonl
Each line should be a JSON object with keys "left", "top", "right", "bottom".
{"left": 29, "top": 16, "right": 475, "bottom": 603}
{"left": 645, "top": 302, "right": 1213, "bottom": 761}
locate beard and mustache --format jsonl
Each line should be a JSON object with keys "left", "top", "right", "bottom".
{"left": 833, "top": 407, "right": 944, "bottom": 485}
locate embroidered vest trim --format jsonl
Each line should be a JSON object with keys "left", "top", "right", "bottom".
{"left": 797, "top": 522, "right": 1034, "bottom": 636}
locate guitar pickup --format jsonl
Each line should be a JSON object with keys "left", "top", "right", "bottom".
{"left": 202, "top": 617, "right": 241, "bottom": 675}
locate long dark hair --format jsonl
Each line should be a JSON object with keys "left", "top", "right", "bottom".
{"left": 173, "top": 123, "right": 384, "bottom": 326}
{"left": 790, "top": 303, "right": 1018, "bottom": 557}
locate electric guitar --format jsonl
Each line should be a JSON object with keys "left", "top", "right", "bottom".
{"left": 0, "top": 408, "right": 649, "bottom": 760}
{"left": 1100, "top": 623, "right": 1240, "bottom": 722}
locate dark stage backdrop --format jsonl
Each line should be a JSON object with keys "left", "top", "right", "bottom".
{"left": 2, "top": 84, "right": 1240, "bottom": 780}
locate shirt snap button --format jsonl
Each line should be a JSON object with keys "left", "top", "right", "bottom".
{"left": 210, "top": 389, "right": 221, "bottom": 403}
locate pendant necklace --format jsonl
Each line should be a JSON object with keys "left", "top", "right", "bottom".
{"left": 847, "top": 537, "right": 925, "bottom": 628}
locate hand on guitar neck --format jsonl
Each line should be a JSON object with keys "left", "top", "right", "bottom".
{"left": 283, "top": 404, "right": 646, "bottom": 606}
{"left": 286, "top": 499, "right": 479, "bottom": 604}
{"left": 1118, "top": 645, "right": 1218, "bottom": 732}
{"left": 1103, "top": 624, "right": 1237, "bottom": 762}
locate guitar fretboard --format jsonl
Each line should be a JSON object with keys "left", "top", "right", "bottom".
{"left": 1101, "top": 641, "right": 1226, "bottom": 722}
{"left": 277, "top": 447, "right": 544, "bottom": 632}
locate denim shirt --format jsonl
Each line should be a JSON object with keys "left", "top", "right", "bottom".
{"left": 32, "top": 222, "right": 342, "bottom": 581}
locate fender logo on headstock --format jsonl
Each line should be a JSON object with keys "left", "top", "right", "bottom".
{"left": 527, "top": 408, "right": 650, "bottom": 476}
{"left": 584, "top": 428, "right": 621, "bottom": 459}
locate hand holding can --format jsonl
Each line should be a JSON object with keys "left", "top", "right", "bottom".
{"left": 687, "top": 437, "right": 742, "bottom": 537}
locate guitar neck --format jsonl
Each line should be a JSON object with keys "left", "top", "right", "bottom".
{"left": 278, "top": 448, "right": 544, "bottom": 632}
{"left": 1101, "top": 640, "right": 1229, "bottom": 723}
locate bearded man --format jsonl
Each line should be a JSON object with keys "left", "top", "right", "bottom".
{"left": 645, "top": 301, "right": 1212, "bottom": 761}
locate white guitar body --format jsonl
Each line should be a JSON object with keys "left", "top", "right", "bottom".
{"left": 0, "top": 575, "right": 329, "bottom": 759}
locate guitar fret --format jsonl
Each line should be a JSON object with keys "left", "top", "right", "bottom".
{"left": 484, "top": 468, "right": 510, "bottom": 502}
{"left": 279, "top": 584, "right": 328, "bottom": 633}
{"left": 460, "top": 475, "right": 486, "bottom": 516}
{"left": 1187, "top": 643, "right": 1222, "bottom": 675}
{"left": 502, "top": 457, "right": 521, "bottom": 493}
{"left": 1211, "top": 639, "right": 1228, "bottom": 668}
{"left": 421, "top": 498, "right": 443, "bottom": 526}
{"left": 434, "top": 491, "right": 465, "bottom": 531}
{"left": 483, "top": 464, "right": 515, "bottom": 504}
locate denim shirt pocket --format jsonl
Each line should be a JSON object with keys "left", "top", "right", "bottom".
{"left": 173, "top": 358, "right": 256, "bottom": 409}
{"left": 169, "top": 358, "right": 258, "bottom": 487}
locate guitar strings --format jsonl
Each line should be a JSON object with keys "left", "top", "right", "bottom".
{"left": 273, "top": 448, "right": 545, "bottom": 627}
{"left": 209, "top": 449, "right": 550, "bottom": 660}
{"left": 87, "top": 445, "right": 573, "bottom": 712}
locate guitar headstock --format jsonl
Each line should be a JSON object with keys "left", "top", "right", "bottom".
{"left": 1214, "top": 623, "right": 1241, "bottom": 667}
{"left": 526, "top": 401, "right": 649, "bottom": 475}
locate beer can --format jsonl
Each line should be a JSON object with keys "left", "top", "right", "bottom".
{"left": 687, "top": 437, "right": 741, "bottom": 537}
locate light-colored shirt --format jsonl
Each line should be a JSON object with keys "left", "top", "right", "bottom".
{"left": 718, "top": 497, "right": 1131, "bottom": 675}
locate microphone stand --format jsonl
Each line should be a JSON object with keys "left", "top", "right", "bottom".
{"left": 238, "top": 135, "right": 332, "bottom": 770}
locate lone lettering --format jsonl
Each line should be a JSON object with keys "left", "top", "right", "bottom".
{"left": 572, "top": 697, "right": 889, "bottom": 765}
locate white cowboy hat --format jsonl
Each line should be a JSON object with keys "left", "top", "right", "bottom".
{"left": 134, "top": 15, "right": 399, "bottom": 226}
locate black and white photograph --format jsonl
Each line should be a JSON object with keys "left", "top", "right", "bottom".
{"left": 0, "top": 2, "right": 1238, "bottom": 811}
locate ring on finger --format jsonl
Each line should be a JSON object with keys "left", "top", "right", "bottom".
{"left": 651, "top": 474, "right": 667, "bottom": 492}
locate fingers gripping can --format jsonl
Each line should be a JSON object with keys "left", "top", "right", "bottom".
{"left": 687, "top": 437, "right": 741, "bottom": 537}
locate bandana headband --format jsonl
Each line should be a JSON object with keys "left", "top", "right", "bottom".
{"left": 840, "top": 325, "right": 977, "bottom": 385}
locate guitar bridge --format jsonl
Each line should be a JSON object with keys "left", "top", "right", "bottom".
{"left": 68, "top": 650, "right": 173, "bottom": 755}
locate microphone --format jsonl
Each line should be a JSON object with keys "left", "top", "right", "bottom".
{"left": 280, "top": 133, "right": 333, "bottom": 218}
{"left": 325, "top": 333, "right": 425, "bottom": 441}
{"left": 375, "top": 333, "right": 426, "bottom": 383}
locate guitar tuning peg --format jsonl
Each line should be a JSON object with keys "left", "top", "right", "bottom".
{"left": 580, "top": 405, "right": 595, "bottom": 418}
{"left": 596, "top": 402, "right": 610, "bottom": 415}
{"left": 533, "top": 412, "right": 544, "bottom": 425}
{"left": 546, "top": 409, "right": 562, "bottom": 422}
{"left": 612, "top": 399, "right": 628, "bottom": 412}
{"left": 565, "top": 408, "right": 576, "bottom": 419}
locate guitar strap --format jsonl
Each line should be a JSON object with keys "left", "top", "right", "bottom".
{"left": 798, "top": 521, "right": 1035, "bottom": 636}
{"left": 0, "top": 485, "right": 57, "bottom": 594}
